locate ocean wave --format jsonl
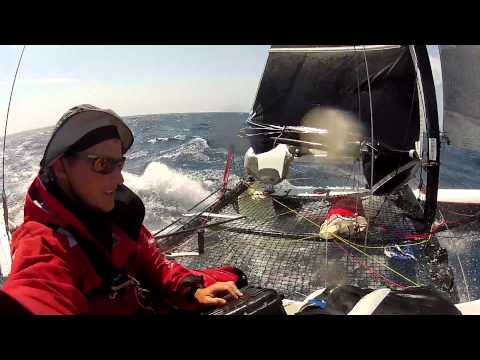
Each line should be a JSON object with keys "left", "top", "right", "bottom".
{"left": 127, "top": 150, "right": 148, "bottom": 160}
{"left": 147, "top": 137, "right": 169, "bottom": 144}
{"left": 146, "top": 135, "right": 187, "bottom": 145}
{"left": 158, "top": 137, "right": 210, "bottom": 162}
{"left": 122, "top": 161, "right": 213, "bottom": 211}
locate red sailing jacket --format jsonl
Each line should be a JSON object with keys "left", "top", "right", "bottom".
{"left": 1, "top": 176, "right": 243, "bottom": 315}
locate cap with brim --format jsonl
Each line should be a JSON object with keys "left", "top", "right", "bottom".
{"left": 40, "top": 104, "right": 134, "bottom": 169}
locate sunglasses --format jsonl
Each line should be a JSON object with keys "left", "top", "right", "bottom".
{"left": 72, "top": 154, "right": 126, "bottom": 175}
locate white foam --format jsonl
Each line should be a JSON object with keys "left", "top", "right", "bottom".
{"left": 158, "top": 137, "right": 210, "bottom": 161}
{"left": 173, "top": 134, "right": 186, "bottom": 141}
{"left": 123, "top": 161, "right": 211, "bottom": 209}
{"left": 127, "top": 150, "right": 148, "bottom": 160}
{"left": 203, "top": 180, "right": 215, "bottom": 188}
{"left": 147, "top": 137, "right": 169, "bottom": 144}
{"left": 0, "top": 157, "right": 39, "bottom": 226}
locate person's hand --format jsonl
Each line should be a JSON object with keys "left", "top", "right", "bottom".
{"left": 193, "top": 281, "right": 243, "bottom": 306}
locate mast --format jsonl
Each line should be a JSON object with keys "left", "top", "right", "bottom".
{"left": 410, "top": 45, "right": 441, "bottom": 226}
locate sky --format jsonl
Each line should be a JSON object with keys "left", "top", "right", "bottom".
{"left": 0, "top": 45, "right": 270, "bottom": 135}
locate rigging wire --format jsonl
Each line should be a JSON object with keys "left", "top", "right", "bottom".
{"left": 2, "top": 45, "right": 26, "bottom": 240}
{"left": 361, "top": 45, "right": 375, "bottom": 196}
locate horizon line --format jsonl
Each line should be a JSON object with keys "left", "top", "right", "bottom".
{"left": 3, "top": 110, "right": 251, "bottom": 137}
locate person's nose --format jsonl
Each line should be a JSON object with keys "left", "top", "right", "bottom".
{"left": 112, "top": 166, "right": 124, "bottom": 187}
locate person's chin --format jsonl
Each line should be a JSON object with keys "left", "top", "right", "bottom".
{"left": 93, "top": 200, "right": 115, "bottom": 213}
{"left": 102, "top": 202, "right": 115, "bottom": 212}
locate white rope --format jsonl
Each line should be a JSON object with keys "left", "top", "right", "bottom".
{"left": 455, "top": 249, "right": 471, "bottom": 302}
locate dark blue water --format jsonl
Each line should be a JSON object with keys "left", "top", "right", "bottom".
{"left": 1, "top": 112, "right": 479, "bottom": 302}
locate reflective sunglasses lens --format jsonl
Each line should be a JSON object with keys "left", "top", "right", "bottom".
{"left": 92, "top": 157, "right": 125, "bottom": 174}
{"left": 92, "top": 157, "right": 109, "bottom": 173}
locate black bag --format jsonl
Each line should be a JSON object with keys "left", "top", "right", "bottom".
{"left": 205, "top": 286, "right": 286, "bottom": 315}
{"left": 297, "top": 285, "right": 461, "bottom": 315}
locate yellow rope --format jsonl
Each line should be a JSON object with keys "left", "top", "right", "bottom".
{"left": 337, "top": 233, "right": 434, "bottom": 250}
{"left": 270, "top": 196, "right": 422, "bottom": 287}
{"left": 293, "top": 234, "right": 323, "bottom": 242}
{"left": 261, "top": 209, "right": 296, "bottom": 222}
{"left": 329, "top": 232, "right": 421, "bottom": 287}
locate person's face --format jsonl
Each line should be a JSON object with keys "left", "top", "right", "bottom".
{"left": 61, "top": 138, "right": 125, "bottom": 212}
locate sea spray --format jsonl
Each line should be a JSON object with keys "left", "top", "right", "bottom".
{"left": 123, "top": 161, "right": 211, "bottom": 208}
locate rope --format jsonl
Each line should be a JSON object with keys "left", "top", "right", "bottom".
{"left": 222, "top": 145, "right": 234, "bottom": 193}
{"left": 269, "top": 196, "right": 422, "bottom": 287}
{"left": 338, "top": 218, "right": 472, "bottom": 250}
{"left": 335, "top": 227, "right": 435, "bottom": 250}
{"left": 329, "top": 234, "right": 420, "bottom": 287}
{"left": 273, "top": 126, "right": 286, "bottom": 148}
{"left": 333, "top": 238, "right": 407, "bottom": 289}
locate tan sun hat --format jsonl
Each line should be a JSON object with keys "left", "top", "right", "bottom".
{"left": 40, "top": 104, "right": 134, "bottom": 169}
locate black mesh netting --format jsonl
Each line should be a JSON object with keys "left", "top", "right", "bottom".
{"left": 160, "top": 180, "right": 460, "bottom": 302}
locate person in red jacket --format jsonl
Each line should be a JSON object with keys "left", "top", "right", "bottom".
{"left": 1, "top": 104, "right": 245, "bottom": 315}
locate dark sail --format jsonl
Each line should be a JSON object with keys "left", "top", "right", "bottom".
{"left": 246, "top": 45, "right": 423, "bottom": 195}
{"left": 440, "top": 45, "right": 480, "bottom": 151}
